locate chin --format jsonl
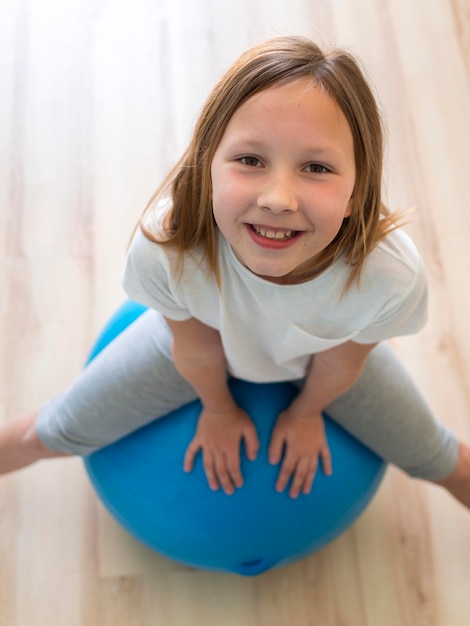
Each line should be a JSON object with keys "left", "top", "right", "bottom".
{"left": 250, "top": 266, "right": 295, "bottom": 284}
{"left": 247, "top": 264, "right": 288, "bottom": 278}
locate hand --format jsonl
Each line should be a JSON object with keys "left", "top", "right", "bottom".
{"left": 184, "top": 405, "right": 259, "bottom": 495}
{"left": 268, "top": 409, "right": 332, "bottom": 499}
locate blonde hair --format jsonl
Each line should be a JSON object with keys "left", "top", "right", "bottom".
{"left": 140, "top": 35, "right": 401, "bottom": 287}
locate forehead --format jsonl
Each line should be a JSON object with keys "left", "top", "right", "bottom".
{"left": 221, "top": 79, "right": 354, "bottom": 149}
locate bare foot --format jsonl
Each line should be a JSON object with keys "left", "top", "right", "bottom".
{"left": 434, "top": 442, "right": 470, "bottom": 510}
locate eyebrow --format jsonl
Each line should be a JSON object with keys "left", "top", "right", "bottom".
{"left": 230, "top": 138, "right": 343, "bottom": 157}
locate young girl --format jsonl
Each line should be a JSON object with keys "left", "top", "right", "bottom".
{"left": 2, "top": 36, "right": 470, "bottom": 506}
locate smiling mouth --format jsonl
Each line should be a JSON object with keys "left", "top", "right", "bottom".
{"left": 250, "top": 224, "right": 299, "bottom": 241}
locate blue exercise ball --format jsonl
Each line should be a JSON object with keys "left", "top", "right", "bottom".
{"left": 84, "top": 301, "right": 386, "bottom": 576}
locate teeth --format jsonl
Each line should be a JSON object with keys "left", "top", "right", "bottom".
{"left": 252, "top": 225, "right": 295, "bottom": 240}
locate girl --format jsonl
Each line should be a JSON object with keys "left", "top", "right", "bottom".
{"left": 2, "top": 36, "right": 470, "bottom": 506}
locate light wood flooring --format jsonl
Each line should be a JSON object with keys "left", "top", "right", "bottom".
{"left": 1, "top": 0, "right": 470, "bottom": 624}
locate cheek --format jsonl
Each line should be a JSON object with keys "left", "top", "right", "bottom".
{"left": 211, "top": 199, "right": 224, "bottom": 230}
{"left": 343, "top": 197, "right": 354, "bottom": 218}
{"left": 213, "top": 176, "right": 249, "bottom": 220}
{"left": 211, "top": 188, "right": 235, "bottom": 232}
{"left": 309, "top": 193, "right": 352, "bottom": 229}
{"left": 327, "top": 182, "right": 355, "bottom": 222}
{"left": 211, "top": 165, "right": 233, "bottom": 203}
{"left": 210, "top": 173, "right": 226, "bottom": 220}
{"left": 310, "top": 207, "right": 350, "bottom": 243}
{"left": 344, "top": 173, "right": 356, "bottom": 216}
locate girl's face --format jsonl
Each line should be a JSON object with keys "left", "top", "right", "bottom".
{"left": 210, "top": 79, "right": 356, "bottom": 283}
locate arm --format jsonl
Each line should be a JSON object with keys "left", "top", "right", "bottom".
{"left": 164, "top": 316, "right": 235, "bottom": 412}
{"left": 269, "top": 340, "right": 377, "bottom": 498}
{"left": 290, "top": 340, "right": 378, "bottom": 416}
{"left": 164, "top": 317, "right": 259, "bottom": 494}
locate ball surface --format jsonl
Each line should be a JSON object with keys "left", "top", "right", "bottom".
{"left": 84, "top": 301, "right": 386, "bottom": 576}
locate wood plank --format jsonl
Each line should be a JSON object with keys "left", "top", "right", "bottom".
{"left": 1, "top": 0, "right": 469, "bottom": 624}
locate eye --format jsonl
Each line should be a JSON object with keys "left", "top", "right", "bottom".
{"left": 239, "top": 156, "right": 263, "bottom": 167}
{"left": 306, "top": 163, "right": 330, "bottom": 174}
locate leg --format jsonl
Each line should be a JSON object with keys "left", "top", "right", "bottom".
{"left": 434, "top": 442, "right": 470, "bottom": 508}
{"left": 0, "top": 310, "right": 198, "bottom": 474}
{"left": 0, "top": 409, "right": 71, "bottom": 474}
{"left": 323, "top": 342, "right": 470, "bottom": 509}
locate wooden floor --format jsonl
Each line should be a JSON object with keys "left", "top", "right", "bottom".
{"left": 1, "top": 0, "right": 470, "bottom": 624}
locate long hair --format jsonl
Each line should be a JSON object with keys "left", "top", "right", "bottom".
{"left": 140, "top": 36, "right": 401, "bottom": 287}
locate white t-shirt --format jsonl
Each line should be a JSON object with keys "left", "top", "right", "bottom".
{"left": 123, "top": 208, "right": 427, "bottom": 382}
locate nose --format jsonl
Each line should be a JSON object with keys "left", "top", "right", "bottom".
{"left": 257, "top": 170, "right": 299, "bottom": 214}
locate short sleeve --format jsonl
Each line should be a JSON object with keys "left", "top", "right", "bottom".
{"left": 122, "top": 227, "right": 192, "bottom": 321}
{"left": 354, "top": 254, "right": 428, "bottom": 344}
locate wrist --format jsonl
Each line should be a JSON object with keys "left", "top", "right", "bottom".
{"left": 198, "top": 387, "right": 238, "bottom": 414}
{"left": 288, "top": 391, "right": 325, "bottom": 418}
{"left": 201, "top": 398, "right": 239, "bottom": 414}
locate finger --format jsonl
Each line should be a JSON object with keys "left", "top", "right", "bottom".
{"left": 202, "top": 448, "right": 220, "bottom": 491}
{"left": 214, "top": 451, "right": 236, "bottom": 495}
{"left": 268, "top": 429, "right": 286, "bottom": 465}
{"left": 243, "top": 427, "right": 260, "bottom": 461}
{"left": 290, "top": 456, "right": 316, "bottom": 499}
{"left": 320, "top": 445, "right": 333, "bottom": 476}
{"left": 227, "top": 456, "right": 243, "bottom": 489}
{"left": 275, "top": 452, "right": 297, "bottom": 493}
{"left": 225, "top": 447, "right": 244, "bottom": 489}
{"left": 301, "top": 457, "right": 320, "bottom": 495}
{"left": 183, "top": 439, "right": 201, "bottom": 473}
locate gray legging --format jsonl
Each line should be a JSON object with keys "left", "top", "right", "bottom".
{"left": 36, "top": 309, "right": 458, "bottom": 480}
